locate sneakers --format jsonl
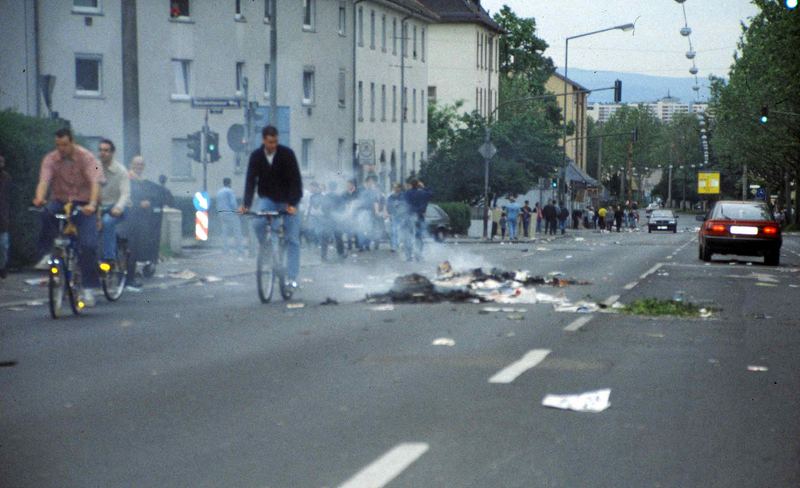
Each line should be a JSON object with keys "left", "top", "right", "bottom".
{"left": 80, "top": 288, "right": 97, "bottom": 308}
{"left": 34, "top": 255, "right": 51, "bottom": 270}
{"left": 125, "top": 280, "right": 143, "bottom": 292}
{"left": 285, "top": 279, "right": 299, "bottom": 290}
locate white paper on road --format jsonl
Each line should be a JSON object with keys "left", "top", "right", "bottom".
{"left": 204, "top": 275, "right": 223, "bottom": 283}
{"left": 370, "top": 304, "right": 395, "bottom": 311}
{"left": 344, "top": 283, "right": 365, "bottom": 289}
{"left": 747, "top": 365, "right": 769, "bottom": 372}
{"left": 542, "top": 389, "right": 611, "bottom": 413}
{"left": 431, "top": 337, "right": 455, "bottom": 346}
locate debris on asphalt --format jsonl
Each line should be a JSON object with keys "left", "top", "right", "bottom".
{"left": 302, "top": 278, "right": 314, "bottom": 283}
{"left": 370, "top": 304, "right": 395, "bottom": 311}
{"left": 320, "top": 297, "right": 339, "bottom": 306}
{"left": 0, "top": 360, "right": 18, "bottom": 368}
{"left": 344, "top": 283, "right": 365, "bottom": 289}
{"left": 574, "top": 237, "right": 585, "bottom": 242}
{"left": 565, "top": 255, "right": 573, "bottom": 259}
{"left": 7, "top": 307, "right": 25, "bottom": 312}
{"left": 24, "top": 277, "right": 47, "bottom": 287}
{"left": 747, "top": 365, "right": 769, "bottom": 372}
{"left": 506, "top": 314, "right": 525, "bottom": 321}
{"left": 432, "top": 337, "right": 455, "bottom": 346}
{"left": 26, "top": 300, "right": 44, "bottom": 307}
{"left": 752, "top": 313, "right": 773, "bottom": 319}
{"left": 790, "top": 284, "right": 799, "bottom": 288}
{"left": 535, "top": 247, "right": 550, "bottom": 251}
{"left": 203, "top": 275, "right": 223, "bottom": 283}
{"left": 480, "top": 307, "right": 501, "bottom": 314}
{"left": 755, "top": 282, "right": 777, "bottom": 287}
{"left": 286, "top": 303, "right": 305, "bottom": 309}
{"left": 542, "top": 388, "right": 611, "bottom": 413}
{"left": 168, "top": 269, "right": 198, "bottom": 280}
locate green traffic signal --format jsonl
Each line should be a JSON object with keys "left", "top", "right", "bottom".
{"left": 759, "top": 106, "right": 768, "bottom": 124}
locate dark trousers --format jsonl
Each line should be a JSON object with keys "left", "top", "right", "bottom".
{"left": 321, "top": 223, "right": 345, "bottom": 260}
{"left": 522, "top": 219, "right": 530, "bottom": 237}
{"left": 491, "top": 222, "right": 498, "bottom": 239}
{"left": 37, "top": 201, "right": 100, "bottom": 287}
{"left": 547, "top": 218, "right": 557, "bottom": 235}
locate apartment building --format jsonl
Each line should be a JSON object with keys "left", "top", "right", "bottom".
{"left": 545, "top": 72, "right": 589, "bottom": 172}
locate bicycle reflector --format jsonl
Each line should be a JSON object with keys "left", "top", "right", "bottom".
{"left": 50, "top": 266, "right": 59, "bottom": 275}
{"left": 78, "top": 301, "right": 85, "bottom": 310}
{"left": 99, "top": 262, "right": 111, "bottom": 272}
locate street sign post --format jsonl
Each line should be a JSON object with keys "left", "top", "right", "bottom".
{"left": 191, "top": 97, "right": 243, "bottom": 109}
{"left": 478, "top": 141, "right": 497, "bottom": 160}
{"left": 756, "top": 188, "right": 767, "bottom": 200}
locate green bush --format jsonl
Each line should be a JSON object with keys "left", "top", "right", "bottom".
{"left": 437, "top": 202, "right": 471, "bottom": 235}
{"left": 0, "top": 110, "right": 66, "bottom": 266}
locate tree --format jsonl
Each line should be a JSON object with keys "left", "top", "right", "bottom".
{"left": 427, "top": 100, "right": 463, "bottom": 157}
{"left": 493, "top": 6, "right": 554, "bottom": 94}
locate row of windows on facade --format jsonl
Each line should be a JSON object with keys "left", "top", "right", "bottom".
{"left": 358, "top": 82, "right": 427, "bottom": 125}
{"left": 357, "top": 7, "right": 426, "bottom": 62}
{"left": 476, "top": 87, "right": 498, "bottom": 118}
{"left": 477, "top": 30, "right": 499, "bottom": 72}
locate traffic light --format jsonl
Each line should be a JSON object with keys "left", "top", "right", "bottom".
{"left": 613, "top": 80, "right": 622, "bottom": 103}
{"left": 206, "top": 131, "right": 221, "bottom": 162}
{"left": 186, "top": 131, "right": 202, "bottom": 162}
{"left": 759, "top": 106, "right": 768, "bottom": 124}
{"left": 551, "top": 178, "right": 558, "bottom": 188}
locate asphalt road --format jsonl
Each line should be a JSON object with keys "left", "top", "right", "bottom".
{"left": 2, "top": 228, "right": 800, "bottom": 487}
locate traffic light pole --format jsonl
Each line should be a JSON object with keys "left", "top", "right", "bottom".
{"left": 202, "top": 109, "right": 210, "bottom": 193}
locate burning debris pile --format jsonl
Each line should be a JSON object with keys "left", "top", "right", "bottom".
{"left": 366, "top": 261, "right": 592, "bottom": 309}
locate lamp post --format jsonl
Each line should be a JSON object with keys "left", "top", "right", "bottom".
{"left": 562, "top": 23, "right": 634, "bottom": 204}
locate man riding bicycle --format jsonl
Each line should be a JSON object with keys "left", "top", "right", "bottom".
{"left": 240, "top": 125, "right": 303, "bottom": 289}
{"left": 32, "top": 128, "right": 105, "bottom": 307}
{"left": 97, "top": 139, "right": 131, "bottom": 266}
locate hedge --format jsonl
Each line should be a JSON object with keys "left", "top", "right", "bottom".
{"left": 437, "top": 202, "right": 471, "bottom": 236}
{"left": 0, "top": 110, "right": 67, "bottom": 266}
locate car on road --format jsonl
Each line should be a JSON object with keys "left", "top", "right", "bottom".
{"left": 648, "top": 209, "right": 678, "bottom": 233}
{"left": 425, "top": 204, "right": 452, "bottom": 242}
{"left": 697, "top": 200, "right": 782, "bottom": 265}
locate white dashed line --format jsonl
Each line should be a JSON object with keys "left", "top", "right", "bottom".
{"left": 602, "top": 295, "right": 621, "bottom": 307}
{"left": 338, "top": 443, "right": 430, "bottom": 488}
{"left": 623, "top": 281, "right": 638, "bottom": 290}
{"left": 489, "top": 349, "right": 551, "bottom": 384}
{"left": 640, "top": 263, "right": 663, "bottom": 280}
{"left": 564, "top": 315, "right": 593, "bottom": 332}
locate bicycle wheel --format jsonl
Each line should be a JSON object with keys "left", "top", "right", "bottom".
{"left": 67, "top": 251, "right": 84, "bottom": 315}
{"left": 48, "top": 257, "right": 67, "bottom": 319}
{"left": 256, "top": 239, "right": 275, "bottom": 303}
{"left": 277, "top": 239, "right": 293, "bottom": 301}
{"left": 102, "top": 240, "right": 128, "bottom": 301}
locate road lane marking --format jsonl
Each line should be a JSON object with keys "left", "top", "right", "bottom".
{"left": 489, "top": 349, "right": 551, "bottom": 384}
{"left": 338, "top": 443, "right": 429, "bottom": 488}
{"left": 640, "top": 263, "right": 663, "bottom": 280}
{"left": 602, "top": 295, "right": 620, "bottom": 307}
{"left": 623, "top": 281, "right": 638, "bottom": 290}
{"left": 564, "top": 316, "right": 593, "bottom": 332}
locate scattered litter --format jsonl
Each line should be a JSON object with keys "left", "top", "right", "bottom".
{"left": 746, "top": 262, "right": 753, "bottom": 266}
{"left": 755, "top": 282, "right": 777, "bottom": 287}
{"left": 506, "top": 314, "right": 525, "bottom": 321}
{"left": 535, "top": 247, "right": 550, "bottom": 251}
{"left": 431, "top": 337, "right": 455, "bottom": 347}
{"left": 542, "top": 389, "right": 611, "bottom": 413}
{"left": 224, "top": 281, "right": 242, "bottom": 287}
{"left": 301, "top": 278, "right": 314, "bottom": 283}
{"left": 555, "top": 301, "right": 600, "bottom": 313}
{"left": 0, "top": 360, "right": 18, "bottom": 368}
{"left": 344, "top": 283, "right": 365, "bottom": 289}
{"left": 574, "top": 237, "right": 585, "bottom": 242}
{"left": 699, "top": 308, "right": 712, "bottom": 318}
{"left": 370, "top": 304, "right": 395, "bottom": 311}
{"left": 320, "top": 297, "right": 339, "bottom": 306}
{"left": 752, "top": 313, "right": 773, "bottom": 319}
{"left": 708, "top": 358, "right": 719, "bottom": 364}
{"left": 790, "top": 284, "right": 799, "bottom": 288}
{"left": 672, "top": 291, "right": 685, "bottom": 303}
{"left": 168, "top": 270, "right": 198, "bottom": 280}
{"left": 565, "top": 255, "right": 573, "bottom": 259}
{"left": 119, "top": 320, "right": 133, "bottom": 328}
{"left": 747, "top": 365, "right": 769, "bottom": 372}
{"left": 547, "top": 271, "right": 564, "bottom": 277}
{"left": 26, "top": 300, "right": 44, "bottom": 307}
{"left": 505, "top": 331, "right": 516, "bottom": 337}
{"left": 7, "top": 307, "right": 25, "bottom": 312}
{"left": 203, "top": 275, "right": 223, "bottom": 283}
{"left": 501, "top": 307, "right": 526, "bottom": 313}
{"left": 480, "top": 307, "right": 501, "bottom": 314}
{"left": 286, "top": 303, "right": 305, "bottom": 309}
{"left": 24, "top": 278, "right": 47, "bottom": 287}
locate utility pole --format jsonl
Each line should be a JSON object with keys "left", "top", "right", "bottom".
{"left": 742, "top": 162, "right": 748, "bottom": 200}
{"left": 596, "top": 135, "right": 603, "bottom": 181}
{"left": 202, "top": 109, "right": 209, "bottom": 193}
{"left": 241, "top": 76, "right": 250, "bottom": 170}
{"left": 667, "top": 165, "right": 673, "bottom": 208}
{"left": 625, "top": 140, "right": 633, "bottom": 202}
{"left": 269, "top": 0, "right": 278, "bottom": 126}
{"left": 399, "top": 15, "right": 411, "bottom": 181}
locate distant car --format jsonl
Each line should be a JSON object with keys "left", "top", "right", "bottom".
{"left": 697, "top": 200, "right": 782, "bottom": 265}
{"left": 645, "top": 202, "right": 661, "bottom": 217}
{"left": 648, "top": 209, "right": 678, "bottom": 233}
{"left": 425, "top": 204, "right": 452, "bottom": 242}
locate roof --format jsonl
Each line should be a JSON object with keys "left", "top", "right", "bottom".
{"left": 418, "top": 0, "right": 504, "bottom": 33}
{"left": 550, "top": 72, "right": 590, "bottom": 93}
{"left": 562, "top": 160, "right": 600, "bottom": 188}
{"left": 377, "top": 0, "right": 440, "bottom": 22}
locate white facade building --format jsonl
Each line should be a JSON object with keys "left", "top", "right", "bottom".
{"left": 421, "top": 0, "right": 502, "bottom": 120}
{"left": 588, "top": 95, "right": 709, "bottom": 124}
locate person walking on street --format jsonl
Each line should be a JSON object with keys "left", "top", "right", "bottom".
{"left": 321, "top": 182, "right": 345, "bottom": 261}
{"left": 32, "top": 128, "right": 104, "bottom": 307}
{"left": 505, "top": 197, "right": 521, "bottom": 241}
{"left": 543, "top": 200, "right": 557, "bottom": 235}
{"left": 241, "top": 125, "right": 303, "bottom": 289}
{"left": 521, "top": 201, "right": 532, "bottom": 238}
{"left": 535, "top": 202, "right": 543, "bottom": 234}
{"left": 597, "top": 205, "right": 607, "bottom": 231}
{"left": 0, "top": 155, "right": 10, "bottom": 279}
{"left": 216, "top": 177, "right": 245, "bottom": 255}
{"left": 403, "top": 179, "right": 432, "bottom": 261}
{"left": 558, "top": 202, "right": 569, "bottom": 235}
{"left": 97, "top": 139, "right": 131, "bottom": 266}
{"left": 386, "top": 183, "right": 407, "bottom": 252}
{"left": 499, "top": 209, "right": 507, "bottom": 240}
{"left": 614, "top": 205, "right": 624, "bottom": 232}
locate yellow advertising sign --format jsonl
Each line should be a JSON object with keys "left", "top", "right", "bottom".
{"left": 697, "top": 171, "right": 721, "bottom": 195}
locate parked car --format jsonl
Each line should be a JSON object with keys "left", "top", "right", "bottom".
{"left": 648, "top": 209, "right": 678, "bottom": 233}
{"left": 697, "top": 200, "right": 782, "bottom": 265}
{"left": 425, "top": 204, "right": 452, "bottom": 242}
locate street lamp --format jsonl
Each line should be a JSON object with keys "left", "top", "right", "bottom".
{"left": 562, "top": 22, "right": 634, "bottom": 205}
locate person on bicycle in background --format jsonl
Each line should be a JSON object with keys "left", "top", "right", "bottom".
{"left": 240, "top": 125, "right": 303, "bottom": 289}
{"left": 32, "top": 128, "right": 105, "bottom": 307}
{"left": 97, "top": 139, "right": 130, "bottom": 267}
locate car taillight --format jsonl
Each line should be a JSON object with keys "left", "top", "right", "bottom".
{"left": 762, "top": 226, "right": 779, "bottom": 235}
{"left": 709, "top": 224, "right": 727, "bottom": 233}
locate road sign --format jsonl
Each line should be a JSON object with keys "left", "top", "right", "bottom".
{"left": 227, "top": 124, "right": 247, "bottom": 152}
{"left": 478, "top": 141, "right": 497, "bottom": 160}
{"left": 697, "top": 171, "right": 720, "bottom": 195}
{"left": 193, "top": 191, "right": 210, "bottom": 211}
{"left": 756, "top": 188, "right": 767, "bottom": 200}
{"left": 191, "top": 97, "right": 243, "bottom": 109}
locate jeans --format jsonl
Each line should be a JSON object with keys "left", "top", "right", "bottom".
{"left": 0, "top": 232, "right": 8, "bottom": 270}
{"left": 559, "top": 218, "right": 567, "bottom": 234}
{"left": 252, "top": 197, "right": 301, "bottom": 280}
{"left": 507, "top": 220, "right": 518, "bottom": 240}
{"left": 522, "top": 219, "right": 530, "bottom": 237}
{"left": 101, "top": 209, "right": 126, "bottom": 261}
{"left": 37, "top": 201, "right": 100, "bottom": 288}
{"left": 536, "top": 218, "right": 542, "bottom": 233}
{"left": 219, "top": 212, "right": 244, "bottom": 254}
{"left": 390, "top": 217, "right": 402, "bottom": 250}
{"left": 404, "top": 216, "right": 425, "bottom": 260}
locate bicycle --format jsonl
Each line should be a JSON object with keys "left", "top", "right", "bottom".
{"left": 30, "top": 204, "right": 86, "bottom": 318}
{"left": 247, "top": 210, "right": 294, "bottom": 303}
{"left": 98, "top": 206, "right": 130, "bottom": 301}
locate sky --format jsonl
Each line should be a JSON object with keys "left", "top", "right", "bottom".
{"left": 481, "top": 0, "right": 760, "bottom": 79}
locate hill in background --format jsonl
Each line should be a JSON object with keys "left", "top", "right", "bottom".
{"left": 557, "top": 68, "right": 717, "bottom": 104}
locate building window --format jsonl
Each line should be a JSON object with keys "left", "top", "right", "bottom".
{"left": 370, "top": 10, "right": 375, "bottom": 49}
{"left": 171, "top": 138, "right": 193, "bottom": 178}
{"left": 235, "top": 62, "right": 245, "bottom": 95}
{"left": 403, "top": 87, "right": 408, "bottom": 121}
{"left": 338, "top": 4, "right": 346, "bottom": 36}
{"left": 381, "top": 14, "right": 387, "bottom": 52}
{"left": 476, "top": 32, "right": 480, "bottom": 69}
{"left": 264, "top": 63, "right": 271, "bottom": 98}
{"left": 301, "top": 138, "right": 313, "bottom": 170}
{"left": 358, "top": 81, "right": 364, "bottom": 121}
{"left": 75, "top": 55, "right": 101, "bottom": 96}
{"left": 392, "top": 17, "right": 397, "bottom": 55}
{"left": 171, "top": 59, "right": 191, "bottom": 100}
{"left": 421, "top": 28, "right": 426, "bottom": 62}
{"left": 338, "top": 68, "right": 346, "bottom": 108}
{"left": 357, "top": 7, "right": 364, "bottom": 46}
{"left": 428, "top": 86, "right": 436, "bottom": 104}
{"left": 264, "top": 0, "right": 271, "bottom": 21}
{"left": 392, "top": 85, "right": 397, "bottom": 122}
{"left": 412, "top": 152, "right": 416, "bottom": 173}
{"left": 402, "top": 23, "right": 408, "bottom": 58}
{"left": 302, "top": 0, "right": 315, "bottom": 30}
{"left": 370, "top": 82, "right": 376, "bottom": 121}
{"left": 170, "top": 0, "right": 189, "bottom": 18}
{"left": 381, "top": 84, "right": 386, "bottom": 121}
{"left": 421, "top": 90, "right": 425, "bottom": 123}
{"left": 73, "top": 0, "right": 101, "bottom": 14}
{"left": 413, "top": 25, "right": 417, "bottom": 59}
{"left": 235, "top": 0, "right": 242, "bottom": 17}
{"left": 337, "top": 138, "right": 345, "bottom": 172}
{"left": 412, "top": 89, "right": 417, "bottom": 122}
{"left": 302, "top": 68, "right": 315, "bottom": 105}
{"left": 475, "top": 88, "right": 479, "bottom": 114}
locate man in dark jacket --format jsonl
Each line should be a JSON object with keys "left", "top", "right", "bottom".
{"left": 542, "top": 201, "right": 557, "bottom": 236}
{"left": 403, "top": 179, "right": 432, "bottom": 262}
{"left": 241, "top": 125, "right": 303, "bottom": 286}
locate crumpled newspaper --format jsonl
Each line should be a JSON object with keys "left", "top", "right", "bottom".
{"left": 542, "top": 389, "right": 611, "bottom": 413}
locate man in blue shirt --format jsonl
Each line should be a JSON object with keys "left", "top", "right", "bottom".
{"left": 505, "top": 197, "right": 521, "bottom": 241}
{"left": 216, "top": 177, "right": 244, "bottom": 255}
{"left": 403, "top": 179, "right": 433, "bottom": 262}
